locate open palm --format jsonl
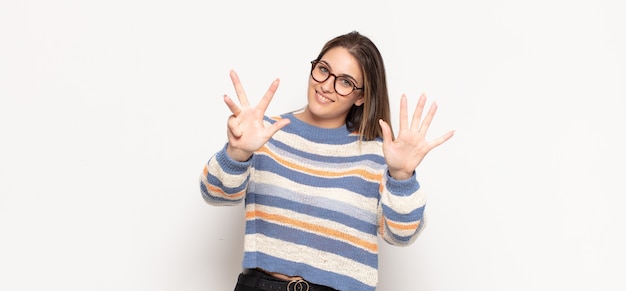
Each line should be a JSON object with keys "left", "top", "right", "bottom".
{"left": 379, "top": 93, "right": 454, "bottom": 180}
{"left": 222, "top": 70, "right": 290, "bottom": 162}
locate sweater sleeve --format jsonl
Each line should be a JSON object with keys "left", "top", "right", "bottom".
{"left": 377, "top": 170, "right": 427, "bottom": 246}
{"left": 199, "top": 144, "right": 252, "bottom": 206}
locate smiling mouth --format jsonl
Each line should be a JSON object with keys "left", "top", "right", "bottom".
{"left": 316, "top": 91, "right": 335, "bottom": 103}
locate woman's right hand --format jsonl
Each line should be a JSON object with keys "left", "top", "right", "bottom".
{"left": 222, "top": 70, "right": 291, "bottom": 162}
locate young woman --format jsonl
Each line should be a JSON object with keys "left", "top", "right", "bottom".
{"left": 200, "top": 31, "right": 454, "bottom": 291}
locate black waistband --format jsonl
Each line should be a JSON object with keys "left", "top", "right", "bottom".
{"left": 238, "top": 268, "right": 338, "bottom": 291}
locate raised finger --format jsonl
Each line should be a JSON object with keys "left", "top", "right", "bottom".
{"left": 229, "top": 70, "right": 250, "bottom": 107}
{"left": 223, "top": 94, "right": 242, "bottom": 115}
{"left": 411, "top": 93, "right": 427, "bottom": 132}
{"left": 256, "top": 78, "right": 280, "bottom": 113}
{"left": 398, "top": 94, "right": 409, "bottom": 132}
{"left": 419, "top": 101, "right": 438, "bottom": 134}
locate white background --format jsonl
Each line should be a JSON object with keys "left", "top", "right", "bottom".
{"left": 1, "top": 0, "right": 625, "bottom": 290}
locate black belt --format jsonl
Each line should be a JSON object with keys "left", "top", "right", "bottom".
{"left": 238, "top": 268, "right": 338, "bottom": 291}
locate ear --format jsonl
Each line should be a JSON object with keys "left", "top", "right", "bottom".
{"left": 354, "top": 95, "right": 365, "bottom": 106}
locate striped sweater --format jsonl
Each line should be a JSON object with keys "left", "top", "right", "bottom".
{"left": 200, "top": 113, "right": 427, "bottom": 291}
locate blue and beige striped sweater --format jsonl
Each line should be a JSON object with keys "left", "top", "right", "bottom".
{"left": 200, "top": 113, "right": 426, "bottom": 291}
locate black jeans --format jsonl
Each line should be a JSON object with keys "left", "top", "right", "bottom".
{"left": 234, "top": 268, "right": 339, "bottom": 291}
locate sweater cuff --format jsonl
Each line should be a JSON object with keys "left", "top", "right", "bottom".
{"left": 385, "top": 170, "right": 420, "bottom": 197}
{"left": 215, "top": 143, "right": 253, "bottom": 174}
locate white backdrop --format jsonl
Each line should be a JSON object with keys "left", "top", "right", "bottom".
{"left": 1, "top": 0, "right": 625, "bottom": 290}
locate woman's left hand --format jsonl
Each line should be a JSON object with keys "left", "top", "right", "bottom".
{"left": 379, "top": 93, "right": 455, "bottom": 180}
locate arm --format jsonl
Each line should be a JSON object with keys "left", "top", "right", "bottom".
{"left": 377, "top": 93, "right": 453, "bottom": 244}
{"left": 378, "top": 171, "right": 426, "bottom": 245}
{"left": 200, "top": 144, "right": 253, "bottom": 206}
{"left": 199, "top": 70, "right": 290, "bottom": 205}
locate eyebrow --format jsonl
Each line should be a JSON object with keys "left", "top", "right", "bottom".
{"left": 319, "top": 60, "right": 360, "bottom": 85}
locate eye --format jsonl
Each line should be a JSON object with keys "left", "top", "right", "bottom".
{"left": 337, "top": 77, "right": 355, "bottom": 88}
{"left": 317, "top": 64, "right": 330, "bottom": 74}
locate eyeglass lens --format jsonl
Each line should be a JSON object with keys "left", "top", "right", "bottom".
{"left": 311, "top": 62, "right": 357, "bottom": 96}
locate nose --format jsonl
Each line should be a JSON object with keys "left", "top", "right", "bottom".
{"left": 320, "top": 74, "right": 336, "bottom": 93}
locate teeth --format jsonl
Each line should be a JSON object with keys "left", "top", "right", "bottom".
{"left": 317, "top": 93, "right": 333, "bottom": 103}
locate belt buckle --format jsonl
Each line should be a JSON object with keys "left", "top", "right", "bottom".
{"left": 287, "top": 279, "right": 310, "bottom": 291}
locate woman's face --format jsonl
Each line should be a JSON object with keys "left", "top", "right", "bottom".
{"left": 298, "top": 47, "right": 364, "bottom": 128}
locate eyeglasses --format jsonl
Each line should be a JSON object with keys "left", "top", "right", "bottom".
{"left": 310, "top": 60, "right": 363, "bottom": 96}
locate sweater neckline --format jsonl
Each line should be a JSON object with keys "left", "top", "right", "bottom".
{"left": 281, "top": 112, "right": 353, "bottom": 141}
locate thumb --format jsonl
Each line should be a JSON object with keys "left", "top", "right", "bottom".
{"left": 227, "top": 115, "right": 242, "bottom": 138}
{"left": 379, "top": 119, "right": 393, "bottom": 145}
{"left": 265, "top": 118, "right": 291, "bottom": 138}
